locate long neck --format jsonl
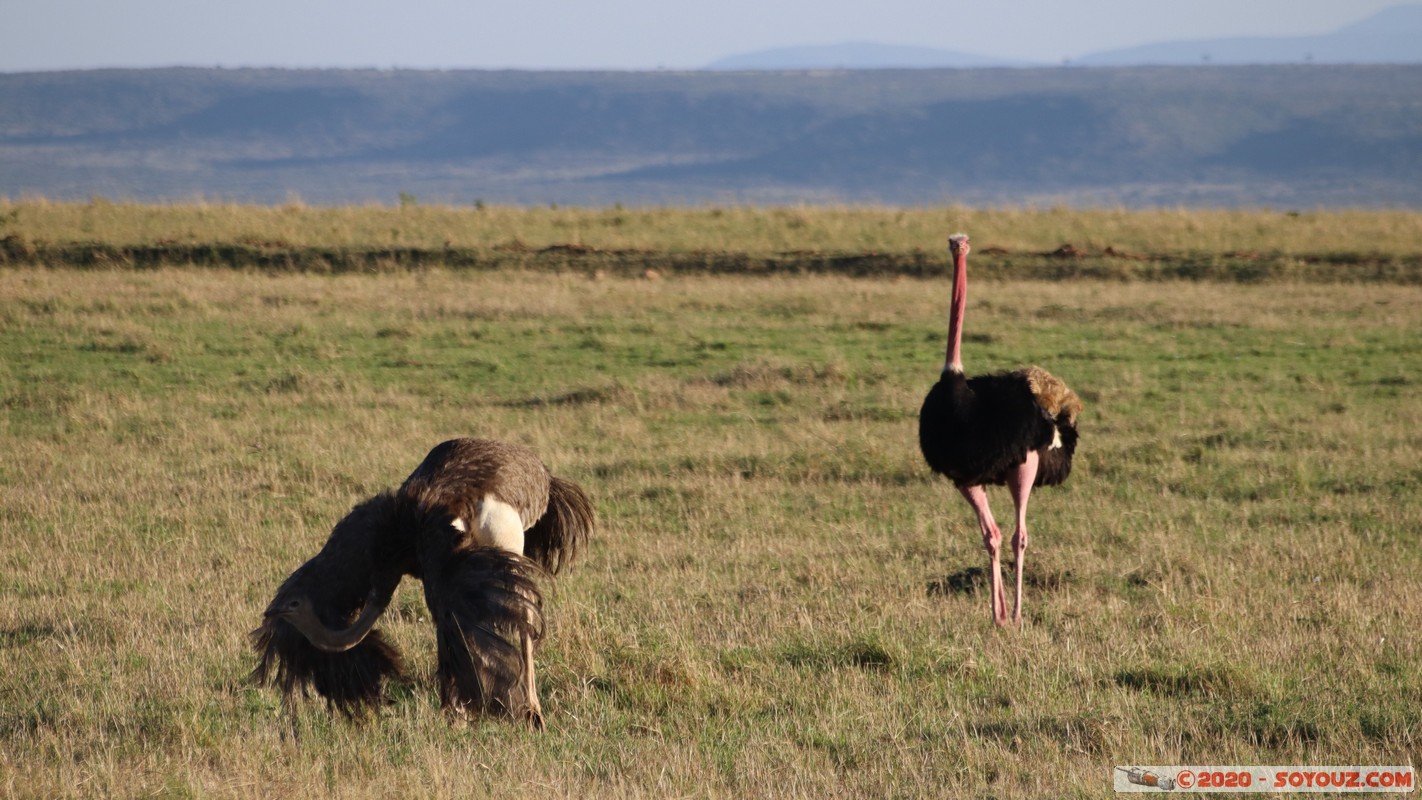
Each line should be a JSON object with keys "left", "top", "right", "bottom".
{"left": 288, "top": 593, "right": 388, "bottom": 653}
{"left": 944, "top": 247, "right": 968, "bottom": 373}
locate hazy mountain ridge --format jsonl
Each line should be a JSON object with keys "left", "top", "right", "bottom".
{"left": 707, "top": 5, "right": 1422, "bottom": 69}
{"left": 2, "top": 65, "right": 1420, "bottom": 207}
{"left": 707, "top": 42, "right": 1031, "bottom": 70}
{"left": 1077, "top": 4, "right": 1422, "bottom": 66}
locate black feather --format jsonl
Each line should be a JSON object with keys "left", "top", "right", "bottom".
{"left": 250, "top": 492, "right": 409, "bottom": 714}
{"left": 1036, "top": 414, "right": 1078, "bottom": 487}
{"left": 249, "top": 621, "right": 404, "bottom": 717}
{"left": 524, "top": 474, "right": 595, "bottom": 575}
{"left": 920, "top": 370, "right": 1070, "bottom": 487}
{"left": 424, "top": 546, "right": 546, "bottom": 723}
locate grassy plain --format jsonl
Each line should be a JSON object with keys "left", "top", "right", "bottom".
{"left": 7, "top": 200, "right": 1422, "bottom": 284}
{"left": 5, "top": 199, "right": 1422, "bottom": 261}
{"left": 5, "top": 199, "right": 1422, "bottom": 254}
{"left": 0, "top": 205, "right": 1420, "bottom": 797}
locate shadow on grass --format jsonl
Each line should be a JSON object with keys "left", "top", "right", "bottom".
{"left": 777, "top": 636, "right": 895, "bottom": 672}
{"left": 497, "top": 385, "right": 631, "bottom": 408}
{"left": 0, "top": 622, "right": 58, "bottom": 648}
{"left": 926, "top": 565, "right": 1073, "bottom": 597}
{"left": 971, "top": 714, "right": 1110, "bottom": 755}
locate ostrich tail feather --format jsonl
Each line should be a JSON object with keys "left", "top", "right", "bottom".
{"left": 1035, "top": 416, "right": 1079, "bottom": 487}
{"left": 1018, "top": 365, "right": 1083, "bottom": 425}
{"left": 524, "top": 475, "right": 595, "bottom": 575}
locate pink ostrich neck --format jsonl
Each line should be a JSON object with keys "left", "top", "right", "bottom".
{"left": 945, "top": 237, "right": 969, "bottom": 373}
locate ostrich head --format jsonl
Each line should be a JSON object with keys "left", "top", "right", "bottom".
{"left": 948, "top": 233, "right": 970, "bottom": 257}
{"left": 264, "top": 588, "right": 388, "bottom": 653}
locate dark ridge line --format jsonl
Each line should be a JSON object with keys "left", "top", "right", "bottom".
{"left": 2, "top": 237, "right": 1418, "bottom": 283}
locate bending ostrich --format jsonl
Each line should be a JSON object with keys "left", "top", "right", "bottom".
{"left": 250, "top": 438, "right": 595, "bottom": 728}
{"left": 919, "top": 234, "right": 1082, "bottom": 626}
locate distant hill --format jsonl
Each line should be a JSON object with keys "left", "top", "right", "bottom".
{"left": 1, "top": 65, "right": 1421, "bottom": 208}
{"left": 706, "top": 42, "right": 1027, "bottom": 70}
{"left": 1075, "top": 4, "right": 1422, "bottom": 65}
{"left": 709, "top": 5, "right": 1422, "bottom": 69}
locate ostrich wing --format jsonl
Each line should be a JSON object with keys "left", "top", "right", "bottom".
{"left": 250, "top": 491, "right": 409, "bottom": 715}
{"left": 423, "top": 544, "right": 546, "bottom": 724}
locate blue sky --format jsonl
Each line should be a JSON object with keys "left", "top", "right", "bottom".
{"left": 0, "top": 0, "right": 1404, "bottom": 72}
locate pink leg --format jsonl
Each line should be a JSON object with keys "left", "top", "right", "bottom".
{"left": 958, "top": 484, "right": 1008, "bottom": 626}
{"left": 524, "top": 633, "right": 545, "bottom": 730}
{"left": 1005, "top": 450, "right": 1040, "bottom": 626}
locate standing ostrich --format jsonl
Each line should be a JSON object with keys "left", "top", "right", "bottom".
{"left": 919, "top": 234, "right": 1082, "bottom": 626}
{"left": 250, "top": 438, "right": 594, "bottom": 728}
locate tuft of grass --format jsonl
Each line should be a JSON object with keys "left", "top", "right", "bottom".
{"left": 777, "top": 634, "right": 897, "bottom": 672}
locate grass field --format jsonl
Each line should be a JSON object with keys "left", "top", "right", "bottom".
{"left": 1, "top": 205, "right": 1420, "bottom": 797}
{"left": 5, "top": 200, "right": 1422, "bottom": 283}
{"left": 7, "top": 199, "right": 1422, "bottom": 254}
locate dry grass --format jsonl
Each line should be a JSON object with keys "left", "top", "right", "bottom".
{"left": 1, "top": 264, "right": 1419, "bottom": 798}
{"left": 5, "top": 199, "right": 1422, "bottom": 256}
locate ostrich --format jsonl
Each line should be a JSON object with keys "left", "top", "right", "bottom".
{"left": 250, "top": 438, "right": 595, "bottom": 728}
{"left": 918, "top": 234, "right": 1082, "bottom": 626}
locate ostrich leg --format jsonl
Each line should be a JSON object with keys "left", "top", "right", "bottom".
{"left": 523, "top": 632, "right": 545, "bottom": 730}
{"left": 1006, "top": 450, "right": 1040, "bottom": 626}
{"left": 958, "top": 485, "right": 1009, "bottom": 626}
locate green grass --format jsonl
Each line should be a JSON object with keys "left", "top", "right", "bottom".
{"left": 1, "top": 227, "right": 1420, "bottom": 796}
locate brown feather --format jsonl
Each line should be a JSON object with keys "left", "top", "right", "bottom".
{"left": 1017, "top": 365, "right": 1083, "bottom": 425}
{"left": 427, "top": 546, "right": 546, "bottom": 725}
{"left": 249, "top": 621, "right": 404, "bottom": 717}
{"left": 400, "top": 438, "right": 553, "bottom": 531}
{"left": 249, "top": 492, "right": 408, "bottom": 714}
{"left": 252, "top": 438, "right": 590, "bottom": 727}
{"left": 524, "top": 474, "right": 596, "bottom": 575}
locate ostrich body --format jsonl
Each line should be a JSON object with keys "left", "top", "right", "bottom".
{"left": 918, "top": 234, "right": 1082, "bottom": 626}
{"left": 251, "top": 438, "right": 594, "bottom": 727}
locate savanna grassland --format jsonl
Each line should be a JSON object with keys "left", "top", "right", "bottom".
{"left": 1, "top": 203, "right": 1420, "bottom": 798}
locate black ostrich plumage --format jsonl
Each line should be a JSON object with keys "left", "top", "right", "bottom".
{"left": 919, "top": 368, "right": 1079, "bottom": 489}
